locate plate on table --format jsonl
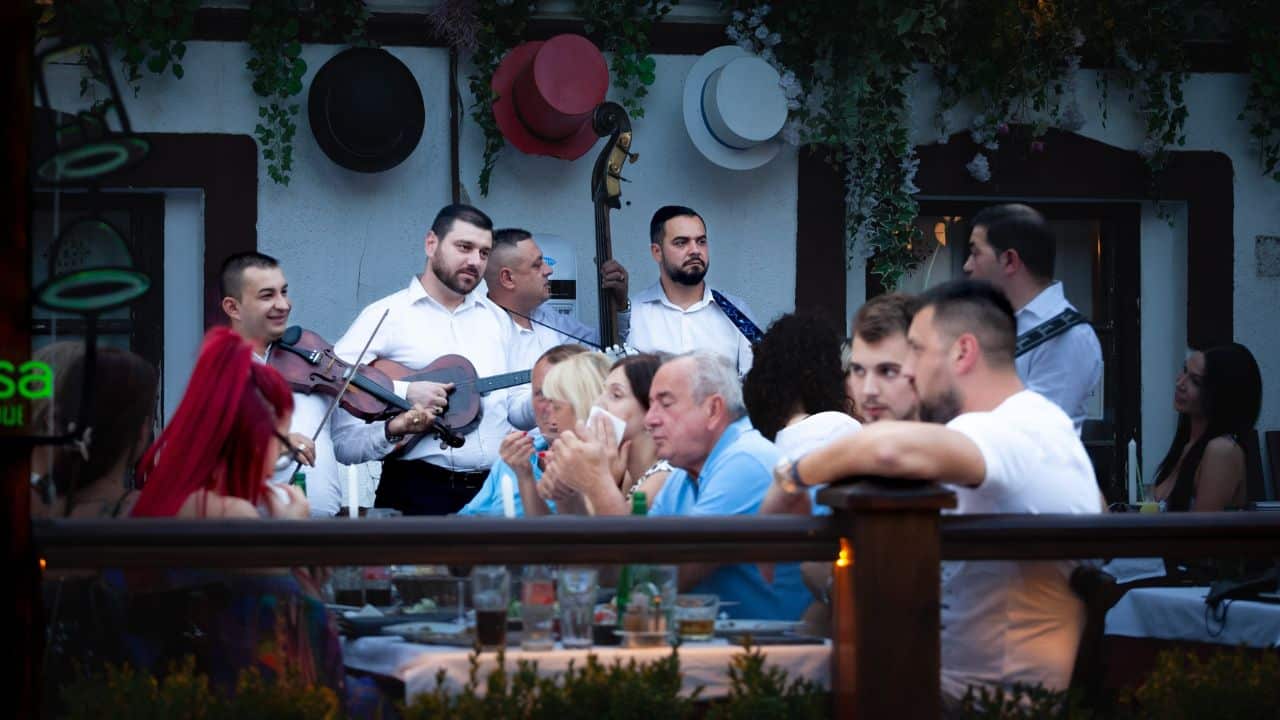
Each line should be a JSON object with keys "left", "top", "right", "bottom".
{"left": 715, "top": 619, "right": 804, "bottom": 637}
{"left": 381, "top": 621, "right": 472, "bottom": 646}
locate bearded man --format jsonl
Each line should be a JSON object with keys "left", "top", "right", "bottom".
{"left": 626, "top": 205, "right": 760, "bottom": 375}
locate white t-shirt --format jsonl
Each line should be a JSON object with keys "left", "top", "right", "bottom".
{"left": 939, "top": 390, "right": 1100, "bottom": 700}
{"left": 774, "top": 412, "right": 861, "bottom": 517}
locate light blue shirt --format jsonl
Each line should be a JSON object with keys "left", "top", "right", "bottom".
{"left": 456, "top": 431, "right": 549, "bottom": 517}
{"left": 1015, "top": 282, "right": 1102, "bottom": 435}
{"left": 649, "top": 417, "right": 811, "bottom": 620}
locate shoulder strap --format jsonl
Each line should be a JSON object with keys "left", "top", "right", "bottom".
{"left": 1015, "top": 308, "right": 1088, "bottom": 357}
{"left": 710, "top": 289, "right": 765, "bottom": 345}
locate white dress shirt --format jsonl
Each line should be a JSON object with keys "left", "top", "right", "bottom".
{"left": 257, "top": 350, "right": 342, "bottom": 518}
{"left": 329, "top": 276, "right": 514, "bottom": 471}
{"left": 626, "top": 282, "right": 756, "bottom": 374}
{"left": 1014, "top": 282, "right": 1102, "bottom": 435}
{"left": 500, "top": 303, "right": 600, "bottom": 430}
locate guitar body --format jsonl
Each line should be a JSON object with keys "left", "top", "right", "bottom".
{"left": 372, "top": 354, "right": 485, "bottom": 437}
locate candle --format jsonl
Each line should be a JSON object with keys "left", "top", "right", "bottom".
{"left": 347, "top": 464, "right": 359, "bottom": 519}
{"left": 1127, "top": 438, "right": 1139, "bottom": 505}
{"left": 500, "top": 469, "right": 516, "bottom": 518}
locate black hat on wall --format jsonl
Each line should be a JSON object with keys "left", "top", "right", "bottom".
{"left": 308, "top": 47, "right": 425, "bottom": 173}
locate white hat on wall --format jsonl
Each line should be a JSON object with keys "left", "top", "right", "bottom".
{"left": 682, "top": 45, "right": 788, "bottom": 171}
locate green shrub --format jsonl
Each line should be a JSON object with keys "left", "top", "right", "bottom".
{"left": 706, "top": 645, "right": 827, "bottom": 720}
{"left": 56, "top": 656, "right": 343, "bottom": 720}
{"left": 957, "top": 683, "right": 1092, "bottom": 720}
{"left": 1122, "top": 647, "right": 1280, "bottom": 720}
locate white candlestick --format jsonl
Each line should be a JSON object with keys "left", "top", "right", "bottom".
{"left": 347, "top": 465, "right": 359, "bottom": 519}
{"left": 1127, "top": 439, "right": 1139, "bottom": 505}
{"left": 500, "top": 470, "right": 516, "bottom": 518}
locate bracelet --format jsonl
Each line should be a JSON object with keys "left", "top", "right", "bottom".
{"left": 773, "top": 455, "right": 805, "bottom": 495}
{"left": 384, "top": 422, "right": 404, "bottom": 444}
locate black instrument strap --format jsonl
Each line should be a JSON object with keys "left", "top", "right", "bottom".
{"left": 1015, "top": 308, "right": 1088, "bottom": 357}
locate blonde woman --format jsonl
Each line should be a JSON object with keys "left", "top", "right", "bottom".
{"left": 518, "top": 352, "right": 610, "bottom": 516}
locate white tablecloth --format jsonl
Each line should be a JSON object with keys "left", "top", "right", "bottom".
{"left": 343, "top": 636, "right": 830, "bottom": 700}
{"left": 1105, "top": 586, "right": 1280, "bottom": 648}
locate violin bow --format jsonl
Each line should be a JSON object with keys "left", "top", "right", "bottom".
{"left": 289, "top": 308, "right": 389, "bottom": 478}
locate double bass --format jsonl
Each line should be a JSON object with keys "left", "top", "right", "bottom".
{"left": 589, "top": 102, "right": 637, "bottom": 348}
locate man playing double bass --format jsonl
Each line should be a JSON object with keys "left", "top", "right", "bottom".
{"left": 329, "top": 204, "right": 515, "bottom": 516}
{"left": 219, "top": 251, "right": 343, "bottom": 516}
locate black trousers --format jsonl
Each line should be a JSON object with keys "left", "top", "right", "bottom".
{"left": 376, "top": 460, "right": 489, "bottom": 516}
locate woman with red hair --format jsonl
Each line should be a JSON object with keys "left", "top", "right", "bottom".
{"left": 94, "top": 329, "right": 355, "bottom": 709}
{"left": 132, "top": 327, "right": 308, "bottom": 518}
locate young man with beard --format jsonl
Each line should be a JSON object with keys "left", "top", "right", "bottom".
{"left": 329, "top": 204, "right": 514, "bottom": 515}
{"left": 962, "top": 204, "right": 1102, "bottom": 434}
{"left": 219, "top": 251, "right": 340, "bottom": 516}
{"left": 627, "top": 206, "right": 758, "bottom": 375}
{"left": 766, "top": 279, "right": 1101, "bottom": 705}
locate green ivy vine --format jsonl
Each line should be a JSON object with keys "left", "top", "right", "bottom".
{"left": 464, "top": 0, "right": 534, "bottom": 196}
{"left": 727, "top": 1, "right": 949, "bottom": 288}
{"left": 577, "top": 0, "right": 677, "bottom": 119}
{"left": 247, "top": 0, "right": 307, "bottom": 186}
{"left": 1229, "top": 0, "right": 1280, "bottom": 181}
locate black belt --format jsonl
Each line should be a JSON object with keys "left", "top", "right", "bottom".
{"left": 382, "top": 459, "right": 490, "bottom": 490}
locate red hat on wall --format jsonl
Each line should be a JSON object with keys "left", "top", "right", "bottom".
{"left": 491, "top": 34, "right": 610, "bottom": 161}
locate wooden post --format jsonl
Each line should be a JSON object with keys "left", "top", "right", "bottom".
{"left": 818, "top": 480, "right": 956, "bottom": 719}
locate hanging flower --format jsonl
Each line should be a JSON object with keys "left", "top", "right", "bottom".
{"left": 966, "top": 153, "right": 992, "bottom": 183}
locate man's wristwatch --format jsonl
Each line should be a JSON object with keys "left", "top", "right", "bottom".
{"left": 773, "top": 455, "right": 805, "bottom": 495}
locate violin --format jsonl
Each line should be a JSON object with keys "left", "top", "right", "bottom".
{"left": 268, "top": 326, "right": 465, "bottom": 448}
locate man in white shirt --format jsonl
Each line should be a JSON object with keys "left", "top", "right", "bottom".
{"left": 963, "top": 203, "right": 1102, "bottom": 434}
{"left": 329, "top": 204, "right": 515, "bottom": 515}
{"left": 766, "top": 279, "right": 1101, "bottom": 704}
{"left": 627, "top": 206, "right": 758, "bottom": 375}
{"left": 484, "top": 228, "right": 628, "bottom": 429}
{"left": 218, "top": 251, "right": 341, "bottom": 517}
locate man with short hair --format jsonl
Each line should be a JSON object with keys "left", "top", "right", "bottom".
{"left": 218, "top": 251, "right": 341, "bottom": 516}
{"left": 551, "top": 351, "right": 809, "bottom": 620}
{"left": 627, "top": 206, "right": 758, "bottom": 375}
{"left": 330, "top": 204, "right": 516, "bottom": 515}
{"left": 848, "top": 292, "right": 921, "bottom": 423}
{"left": 963, "top": 203, "right": 1102, "bottom": 433}
{"left": 485, "top": 228, "right": 627, "bottom": 429}
{"left": 768, "top": 279, "right": 1101, "bottom": 703}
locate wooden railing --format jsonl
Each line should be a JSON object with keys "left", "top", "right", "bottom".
{"left": 32, "top": 480, "right": 1280, "bottom": 718}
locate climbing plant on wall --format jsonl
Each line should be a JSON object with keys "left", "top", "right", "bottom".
{"left": 725, "top": 0, "right": 949, "bottom": 289}
{"left": 577, "top": 0, "right": 678, "bottom": 119}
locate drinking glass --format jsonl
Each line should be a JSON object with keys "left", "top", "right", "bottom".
{"left": 558, "top": 567, "right": 599, "bottom": 649}
{"left": 674, "top": 594, "right": 719, "bottom": 641}
{"left": 472, "top": 566, "right": 510, "bottom": 650}
{"left": 521, "top": 565, "right": 556, "bottom": 651}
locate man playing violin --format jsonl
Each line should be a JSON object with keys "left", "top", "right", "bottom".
{"left": 219, "top": 251, "right": 341, "bottom": 516}
{"left": 329, "top": 204, "right": 516, "bottom": 516}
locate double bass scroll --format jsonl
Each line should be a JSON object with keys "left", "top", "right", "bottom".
{"left": 590, "top": 101, "right": 636, "bottom": 349}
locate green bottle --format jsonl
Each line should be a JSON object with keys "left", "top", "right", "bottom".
{"left": 291, "top": 471, "right": 307, "bottom": 495}
{"left": 615, "top": 491, "right": 648, "bottom": 613}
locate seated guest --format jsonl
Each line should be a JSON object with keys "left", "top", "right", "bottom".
{"left": 117, "top": 329, "right": 347, "bottom": 702}
{"left": 744, "top": 312, "right": 860, "bottom": 459}
{"left": 765, "top": 280, "right": 1101, "bottom": 703}
{"left": 848, "top": 292, "right": 921, "bottom": 424}
{"left": 550, "top": 351, "right": 810, "bottom": 620}
{"left": 537, "top": 354, "right": 672, "bottom": 512}
{"left": 35, "top": 347, "right": 158, "bottom": 519}
{"left": 518, "top": 351, "right": 611, "bottom": 516}
{"left": 456, "top": 344, "right": 587, "bottom": 517}
{"left": 1152, "top": 343, "right": 1262, "bottom": 511}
